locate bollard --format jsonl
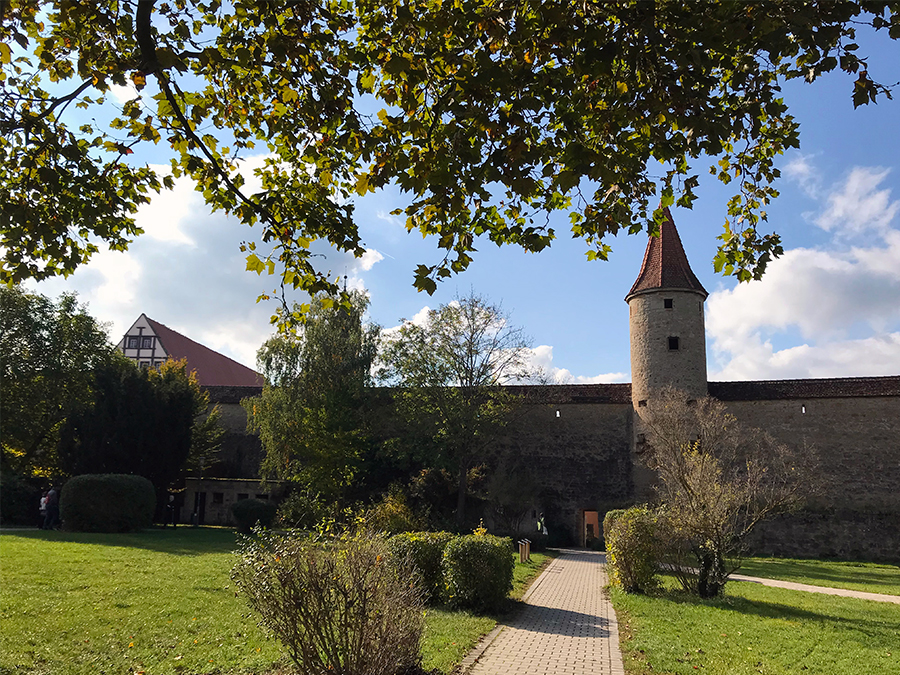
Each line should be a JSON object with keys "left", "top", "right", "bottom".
{"left": 524, "top": 539, "right": 531, "bottom": 561}
{"left": 518, "top": 540, "right": 526, "bottom": 563}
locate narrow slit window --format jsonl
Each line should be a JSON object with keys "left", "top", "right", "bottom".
{"left": 668, "top": 336, "right": 680, "bottom": 350}
{"left": 638, "top": 399, "right": 647, "bottom": 408}
{"left": 664, "top": 298, "right": 673, "bottom": 309}
{"left": 801, "top": 405, "right": 806, "bottom": 414}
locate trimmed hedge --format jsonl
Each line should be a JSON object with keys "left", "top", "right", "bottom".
{"left": 231, "top": 498, "right": 277, "bottom": 533}
{"left": 0, "top": 472, "right": 40, "bottom": 525}
{"left": 607, "top": 506, "right": 659, "bottom": 593}
{"left": 442, "top": 534, "right": 514, "bottom": 612}
{"left": 60, "top": 474, "right": 155, "bottom": 532}
{"left": 387, "top": 531, "right": 454, "bottom": 604}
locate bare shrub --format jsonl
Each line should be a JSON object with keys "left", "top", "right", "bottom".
{"left": 640, "top": 387, "right": 816, "bottom": 597}
{"left": 232, "top": 530, "right": 424, "bottom": 675}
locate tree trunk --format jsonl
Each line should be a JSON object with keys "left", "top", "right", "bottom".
{"left": 696, "top": 549, "right": 726, "bottom": 598}
{"left": 455, "top": 460, "right": 468, "bottom": 530}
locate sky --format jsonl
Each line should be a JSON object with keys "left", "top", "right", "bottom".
{"left": 30, "top": 30, "right": 900, "bottom": 385}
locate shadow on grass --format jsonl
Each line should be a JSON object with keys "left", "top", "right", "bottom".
{"left": 653, "top": 586, "right": 900, "bottom": 638}
{"left": 738, "top": 560, "right": 900, "bottom": 593}
{"left": 1, "top": 526, "right": 242, "bottom": 556}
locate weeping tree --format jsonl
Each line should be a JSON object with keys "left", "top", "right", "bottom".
{"left": 639, "top": 387, "right": 815, "bottom": 597}
{"left": 243, "top": 291, "right": 380, "bottom": 507}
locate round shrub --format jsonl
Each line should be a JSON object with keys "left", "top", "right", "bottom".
{"left": 442, "top": 534, "right": 514, "bottom": 612}
{"left": 60, "top": 474, "right": 155, "bottom": 532}
{"left": 0, "top": 472, "right": 40, "bottom": 526}
{"left": 387, "top": 531, "right": 454, "bottom": 604}
{"left": 231, "top": 498, "right": 277, "bottom": 533}
{"left": 607, "top": 506, "right": 659, "bottom": 593}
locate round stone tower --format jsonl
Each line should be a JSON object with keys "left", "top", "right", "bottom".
{"left": 625, "top": 208, "right": 709, "bottom": 407}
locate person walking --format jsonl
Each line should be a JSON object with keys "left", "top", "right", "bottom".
{"left": 43, "top": 486, "right": 60, "bottom": 530}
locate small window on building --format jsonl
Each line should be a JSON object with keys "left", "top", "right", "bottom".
{"left": 139, "top": 361, "right": 150, "bottom": 369}
{"left": 664, "top": 298, "right": 673, "bottom": 309}
{"left": 212, "top": 492, "right": 224, "bottom": 505}
{"left": 638, "top": 399, "right": 647, "bottom": 408}
{"left": 555, "top": 409, "right": 560, "bottom": 418}
{"left": 668, "top": 336, "right": 680, "bottom": 351}
{"left": 237, "top": 493, "right": 249, "bottom": 500}
{"left": 141, "top": 336, "right": 153, "bottom": 349}
{"left": 801, "top": 405, "right": 806, "bottom": 414}
{"left": 127, "top": 337, "right": 139, "bottom": 349}
{"left": 255, "top": 494, "right": 269, "bottom": 500}
{"left": 637, "top": 433, "right": 646, "bottom": 443}
{"left": 686, "top": 399, "right": 696, "bottom": 406}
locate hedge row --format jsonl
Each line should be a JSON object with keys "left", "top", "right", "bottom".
{"left": 388, "top": 531, "right": 513, "bottom": 612}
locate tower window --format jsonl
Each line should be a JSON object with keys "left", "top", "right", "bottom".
{"left": 668, "top": 336, "right": 680, "bottom": 350}
{"left": 638, "top": 399, "right": 647, "bottom": 407}
{"left": 664, "top": 298, "right": 673, "bottom": 309}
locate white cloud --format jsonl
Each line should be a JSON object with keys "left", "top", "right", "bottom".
{"left": 376, "top": 210, "right": 404, "bottom": 227}
{"left": 109, "top": 82, "right": 139, "bottom": 104}
{"left": 815, "top": 167, "right": 899, "bottom": 237}
{"left": 526, "top": 345, "right": 628, "bottom": 384}
{"left": 134, "top": 166, "right": 199, "bottom": 245}
{"left": 783, "top": 152, "right": 822, "bottom": 197}
{"left": 707, "top": 165, "right": 900, "bottom": 381}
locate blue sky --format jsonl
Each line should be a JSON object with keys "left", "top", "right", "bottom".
{"left": 31, "top": 30, "right": 900, "bottom": 384}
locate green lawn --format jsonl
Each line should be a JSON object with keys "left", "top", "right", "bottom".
{"left": 0, "top": 528, "right": 554, "bottom": 675}
{"left": 737, "top": 557, "right": 900, "bottom": 596}
{"left": 611, "top": 576, "right": 900, "bottom": 675}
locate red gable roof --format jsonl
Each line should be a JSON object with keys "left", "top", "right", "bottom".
{"left": 626, "top": 208, "right": 707, "bottom": 301}
{"left": 145, "top": 318, "right": 264, "bottom": 387}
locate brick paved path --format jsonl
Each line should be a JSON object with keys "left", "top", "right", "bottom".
{"left": 460, "top": 549, "right": 625, "bottom": 675}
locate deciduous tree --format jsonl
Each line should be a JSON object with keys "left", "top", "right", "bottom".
{"left": 243, "top": 291, "right": 380, "bottom": 504}
{"left": 639, "top": 387, "right": 814, "bottom": 597}
{"left": 378, "top": 292, "right": 539, "bottom": 527}
{"left": 0, "top": 285, "right": 113, "bottom": 477}
{"left": 3, "top": 2, "right": 898, "bottom": 306}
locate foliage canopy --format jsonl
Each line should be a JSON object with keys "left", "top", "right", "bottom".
{"left": 0, "top": 285, "right": 113, "bottom": 477}
{"left": 243, "top": 291, "right": 380, "bottom": 502}
{"left": 378, "top": 292, "right": 538, "bottom": 526}
{"left": 3, "top": 1, "right": 898, "bottom": 308}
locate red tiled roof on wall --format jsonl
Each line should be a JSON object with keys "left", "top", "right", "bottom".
{"left": 626, "top": 208, "right": 708, "bottom": 300}
{"left": 709, "top": 376, "right": 900, "bottom": 401}
{"left": 146, "top": 318, "right": 264, "bottom": 387}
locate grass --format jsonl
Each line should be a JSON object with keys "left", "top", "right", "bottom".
{"left": 611, "top": 575, "right": 900, "bottom": 675}
{"left": 419, "top": 550, "right": 556, "bottom": 673}
{"left": 737, "top": 556, "right": 900, "bottom": 596}
{"left": 0, "top": 528, "right": 554, "bottom": 675}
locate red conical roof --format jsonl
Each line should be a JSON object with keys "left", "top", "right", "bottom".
{"left": 625, "top": 208, "right": 707, "bottom": 301}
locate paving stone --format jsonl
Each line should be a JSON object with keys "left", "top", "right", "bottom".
{"left": 462, "top": 549, "right": 625, "bottom": 675}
